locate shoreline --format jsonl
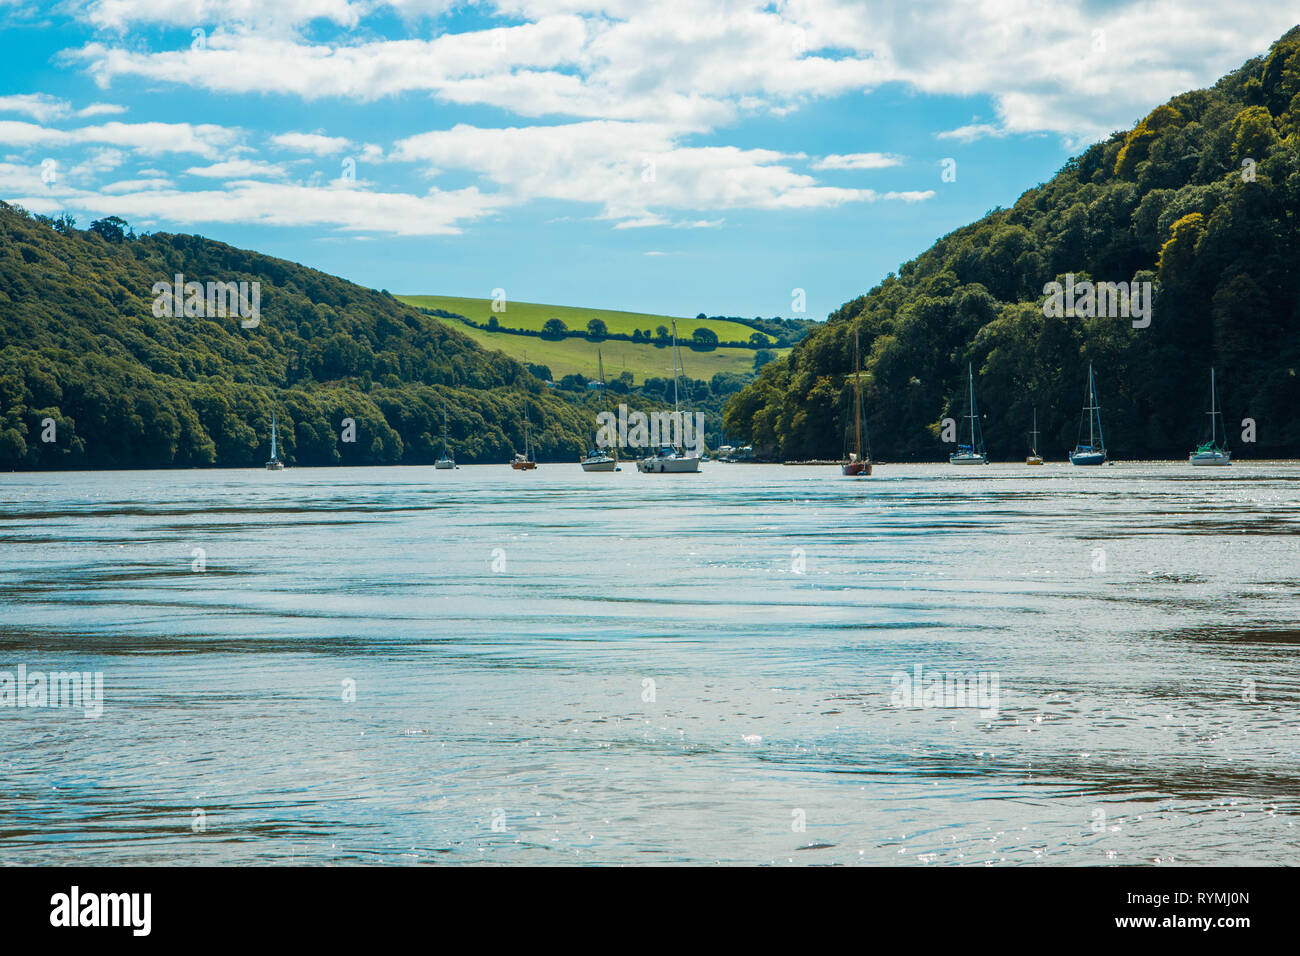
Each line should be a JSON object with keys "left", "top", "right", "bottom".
{"left": 3, "top": 458, "right": 1300, "bottom": 476}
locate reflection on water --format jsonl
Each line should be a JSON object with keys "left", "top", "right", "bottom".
{"left": 0, "top": 462, "right": 1297, "bottom": 865}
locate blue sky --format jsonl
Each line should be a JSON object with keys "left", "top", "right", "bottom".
{"left": 1, "top": 2, "right": 1294, "bottom": 320}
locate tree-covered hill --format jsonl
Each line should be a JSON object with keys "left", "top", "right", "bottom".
{"left": 724, "top": 28, "right": 1300, "bottom": 462}
{"left": 0, "top": 205, "right": 636, "bottom": 467}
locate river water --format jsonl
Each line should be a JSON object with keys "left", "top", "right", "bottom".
{"left": 1, "top": 462, "right": 1297, "bottom": 865}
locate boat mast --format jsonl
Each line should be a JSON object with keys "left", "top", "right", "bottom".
{"left": 1087, "top": 364, "right": 1096, "bottom": 448}
{"left": 1093, "top": 365, "right": 1105, "bottom": 451}
{"left": 671, "top": 321, "right": 682, "bottom": 452}
{"left": 671, "top": 320, "right": 680, "bottom": 417}
{"left": 853, "top": 331, "right": 862, "bottom": 460}
{"left": 968, "top": 363, "right": 976, "bottom": 449}
{"left": 270, "top": 413, "right": 277, "bottom": 460}
{"left": 523, "top": 401, "right": 531, "bottom": 460}
{"left": 1210, "top": 368, "right": 1217, "bottom": 446}
{"left": 600, "top": 350, "right": 617, "bottom": 460}
{"left": 1032, "top": 407, "right": 1039, "bottom": 456}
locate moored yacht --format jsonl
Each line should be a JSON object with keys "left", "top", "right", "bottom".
{"left": 1069, "top": 364, "right": 1107, "bottom": 466}
{"left": 511, "top": 401, "right": 537, "bottom": 470}
{"left": 581, "top": 350, "right": 619, "bottom": 471}
{"left": 1189, "top": 368, "right": 1231, "bottom": 466}
{"left": 842, "top": 330, "right": 872, "bottom": 476}
{"left": 949, "top": 363, "right": 988, "bottom": 465}
{"left": 1026, "top": 407, "right": 1044, "bottom": 465}
{"left": 265, "top": 413, "right": 285, "bottom": 470}
{"left": 637, "top": 321, "right": 700, "bottom": 473}
{"left": 435, "top": 404, "right": 457, "bottom": 469}
{"left": 637, "top": 445, "right": 701, "bottom": 473}
{"left": 580, "top": 450, "right": 618, "bottom": 471}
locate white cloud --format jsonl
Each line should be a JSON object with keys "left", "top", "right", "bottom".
{"left": 33, "top": 0, "right": 1296, "bottom": 238}
{"left": 65, "top": 1, "right": 1300, "bottom": 145}
{"left": 0, "top": 119, "right": 240, "bottom": 158}
{"left": 0, "top": 94, "right": 71, "bottom": 123}
{"left": 394, "top": 120, "right": 931, "bottom": 226}
{"left": 812, "top": 152, "right": 902, "bottom": 171}
{"left": 184, "top": 159, "right": 289, "bottom": 178}
{"left": 785, "top": 0, "right": 1297, "bottom": 143}
{"left": 69, "top": 18, "right": 596, "bottom": 103}
{"left": 64, "top": 147, "right": 128, "bottom": 180}
{"left": 81, "top": 0, "right": 484, "bottom": 31}
{"left": 0, "top": 167, "right": 508, "bottom": 235}
{"left": 76, "top": 103, "right": 128, "bottom": 117}
{"left": 102, "top": 177, "right": 174, "bottom": 192}
{"left": 270, "top": 131, "right": 352, "bottom": 155}
{"left": 77, "top": 147, "right": 127, "bottom": 171}
{"left": 0, "top": 161, "right": 53, "bottom": 194}
{"left": 82, "top": 0, "right": 369, "bottom": 30}
{"left": 935, "top": 123, "right": 1007, "bottom": 143}
{"left": 0, "top": 95, "right": 124, "bottom": 122}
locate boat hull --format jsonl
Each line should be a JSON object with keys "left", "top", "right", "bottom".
{"left": 1069, "top": 450, "right": 1106, "bottom": 466}
{"left": 580, "top": 457, "right": 618, "bottom": 472}
{"left": 636, "top": 456, "right": 700, "bottom": 473}
{"left": 1189, "top": 452, "right": 1231, "bottom": 466}
{"left": 435, "top": 459, "right": 456, "bottom": 470}
{"left": 841, "top": 461, "right": 871, "bottom": 476}
{"left": 1026, "top": 456, "right": 1044, "bottom": 465}
{"left": 511, "top": 460, "right": 537, "bottom": 470}
{"left": 949, "top": 454, "right": 988, "bottom": 465}
{"left": 265, "top": 461, "right": 284, "bottom": 471}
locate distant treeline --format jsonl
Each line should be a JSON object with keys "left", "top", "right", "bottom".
{"left": 693, "top": 314, "right": 817, "bottom": 347}
{"left": 521, "top": 363, "right": 752, "bottom": 444}
{"left": 724, "top": 28, "right": 1300, "bottom": 461}
{"left": 0, "top": 204, "right": 693, "bottom": 468}
{"left": 419, "top": 306, "right": 814, "bottom": 350}
{"left": 418, "top": 307, "right": 764, "bottom": 350}
{"left": 527, "top": 362, "right": 754, "bottom": 398}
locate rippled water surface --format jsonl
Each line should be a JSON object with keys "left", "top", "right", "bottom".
{"left": 1, "top": 462, "right": 1298, "bottom": 865}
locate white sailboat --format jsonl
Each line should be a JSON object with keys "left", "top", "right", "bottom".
{"left": 1026, "top": 407, "right": 1044, "bottom": 465}
{"left": 435, "top": 404, "right": 457, "bottom": 469}
{"left": 1189, "top": 368, "right": 1231, "bottom": 466}
{"left": 265, "top": 413, "right": 284, "bottom": 470}
{"left": 637, "top": 320, "right": 701, "bottom": 473}
{"left": 581, "top": 350, "right": 618, "bottom": 471}
{"left": 949, "top": 363, "right": 988, "bottom": 465}
{"left": 511, "top": 401, "right": 537, "bottom": 470}
{"left": 1069, "top": 364, "right": 1107, "bottom": 466}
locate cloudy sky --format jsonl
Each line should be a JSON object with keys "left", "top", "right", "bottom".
{"left": 1, "top": 1, "right": 1294, "bottom": 318}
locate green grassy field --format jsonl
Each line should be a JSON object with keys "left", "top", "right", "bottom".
{"left": 397, "top": 295, "right": 785, "bottom": 384}
{"left": 397, "top": 295, "right": 771, "bottom": 345}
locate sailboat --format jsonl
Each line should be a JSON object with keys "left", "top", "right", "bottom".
{"left": 580, "top": 350, "right": 619, "bottom": 471}
{"left": 265, "top": 412, "right": 285, "bottom": 470}
{"left": 1189, "top": 368, "right": 1231, "bottom": 466}
{"left": 1069, "top": 364, "right": 1107, "bottom": 465}
{"left": 435, "top": 404, "right": 457, "bottom": 469}
{"left": 1026, "top": 407, "right": 1044, "bottom": 465}
{"left": 637, "top": 320, "right": 701, "bottom": 473}
{"left": 949, "top": 363, "right": 988, "bottom": 465}
{"left": 842, "top": 330, "right": 872, "bottom": 476}
{"left": 511, "top": 401, "right": 537, "bottom": 470}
